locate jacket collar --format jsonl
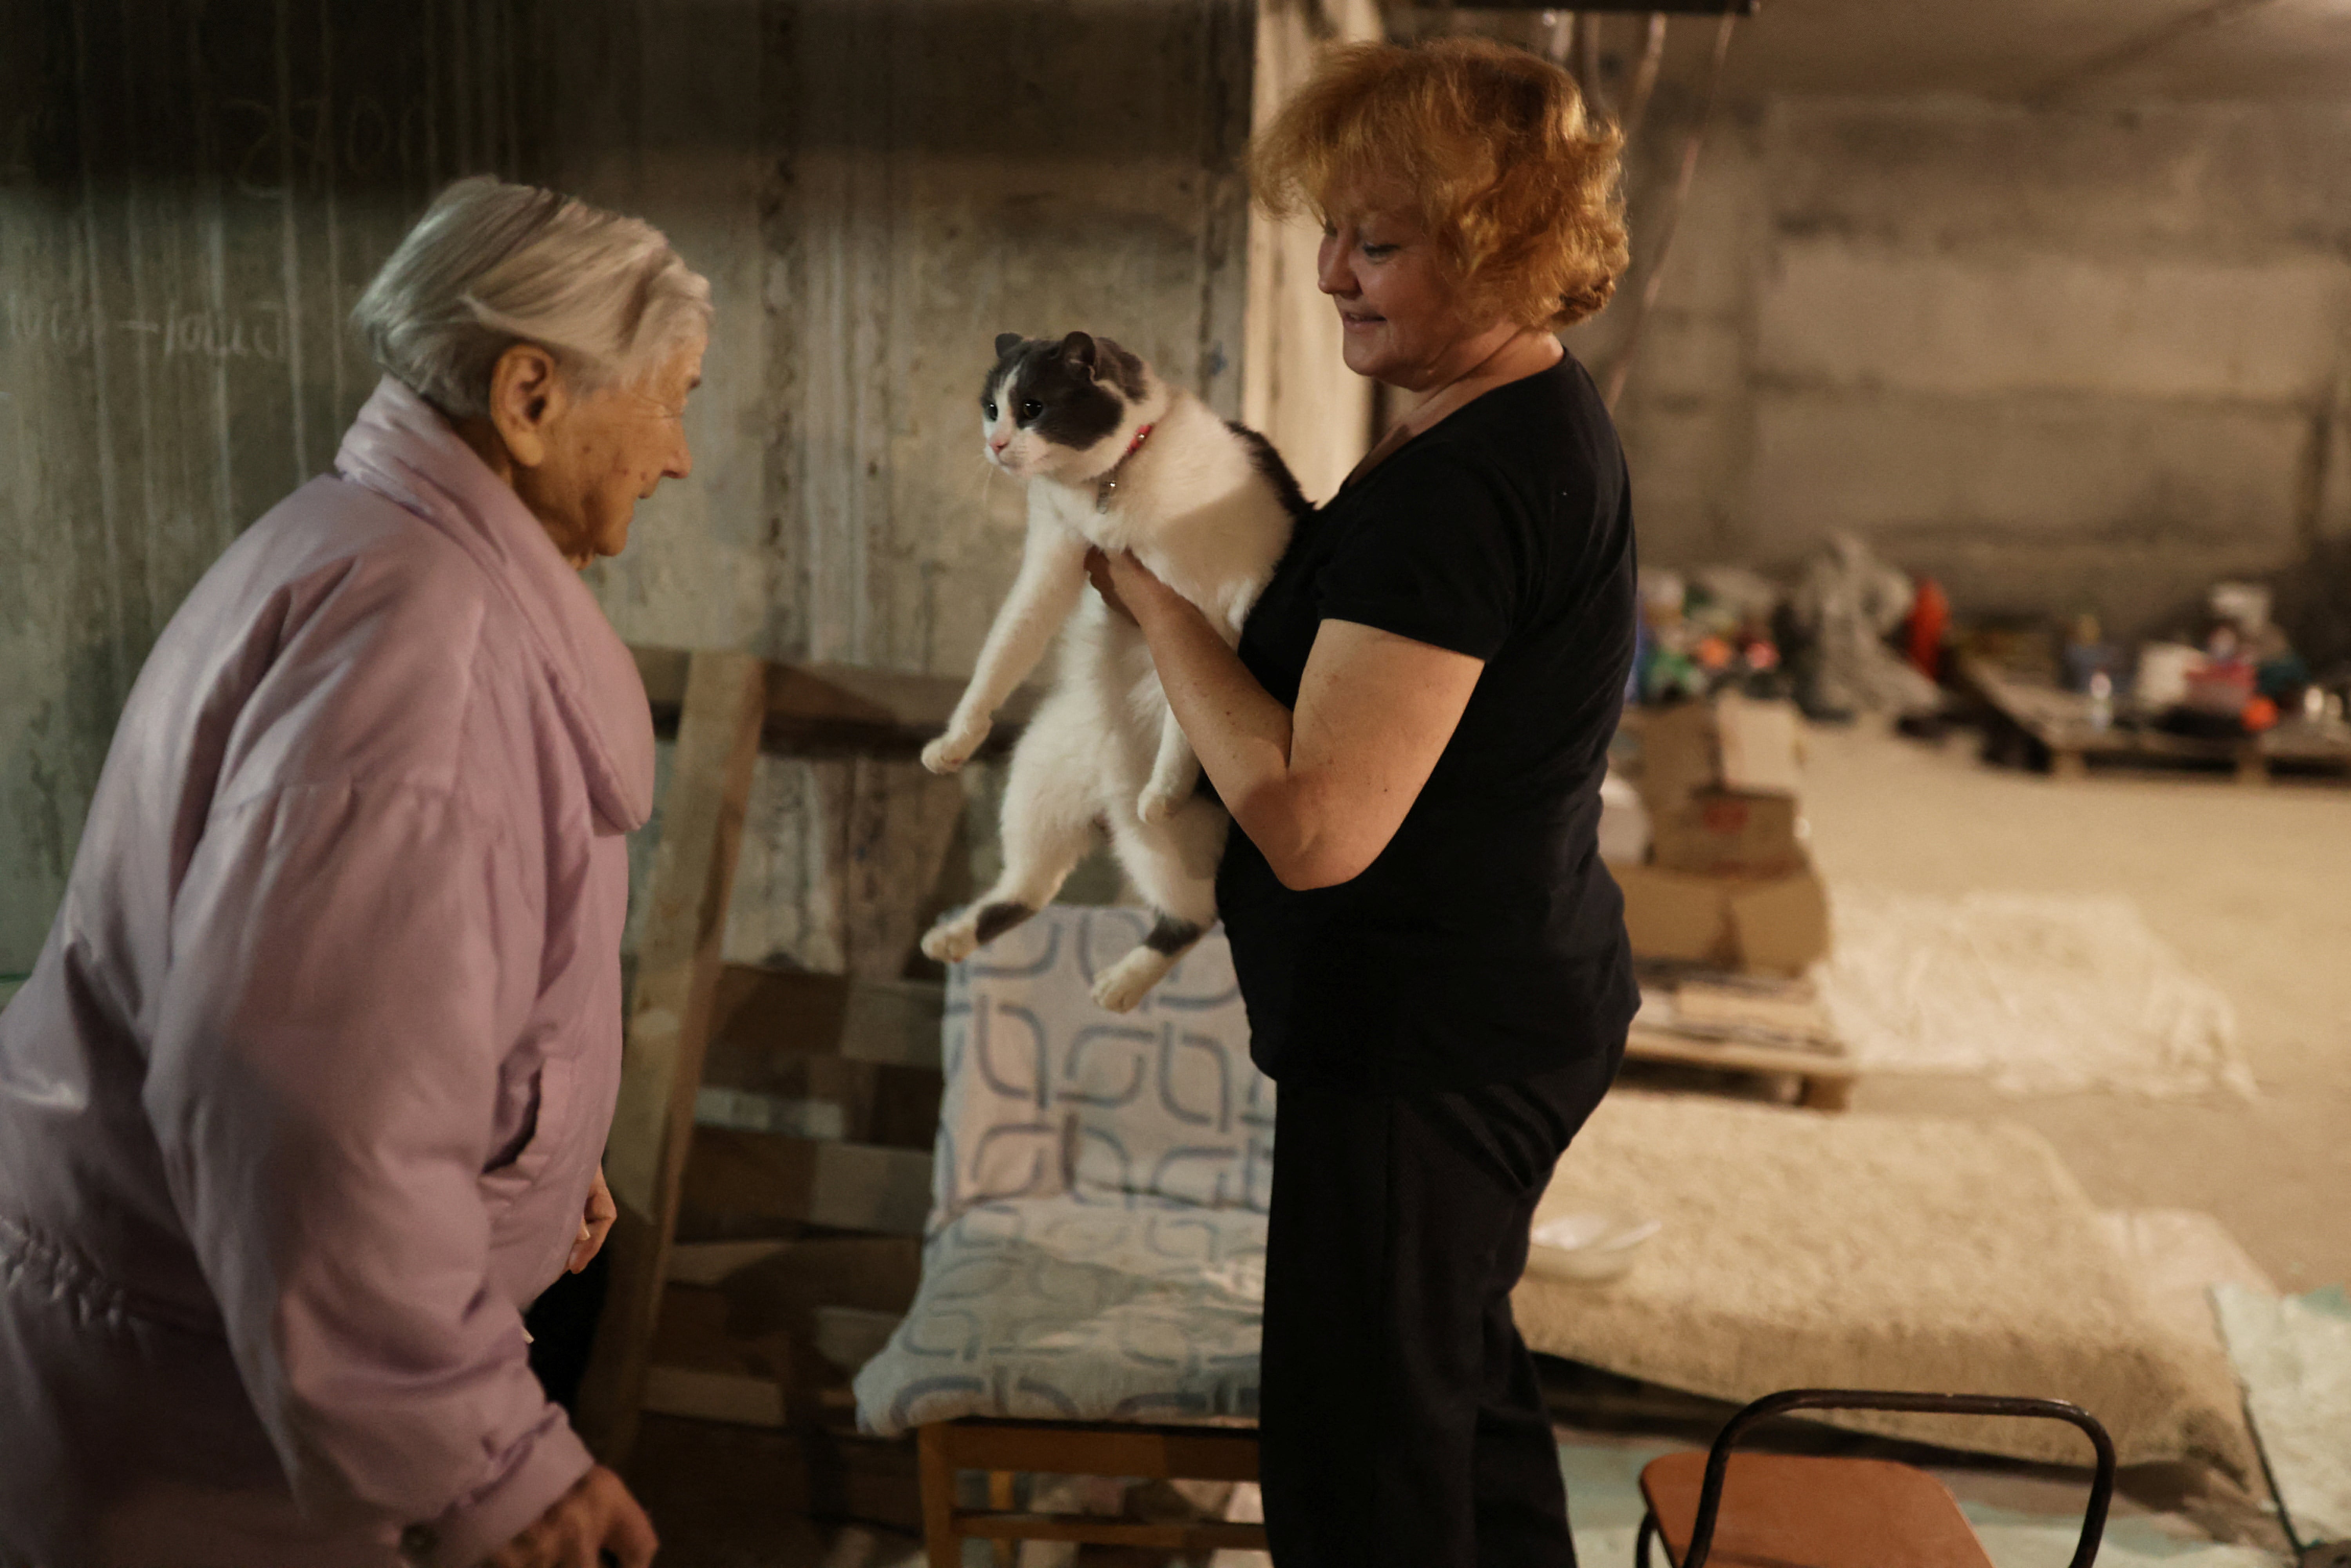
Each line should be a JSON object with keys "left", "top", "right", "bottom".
{"left": 333, "top": 375, "right": 656, "bottom": 833}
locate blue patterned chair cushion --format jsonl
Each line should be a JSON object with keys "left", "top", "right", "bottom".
{"left": 855, "top": 907, "right": 1274, "bottom": 1436}
{"left": 853, "top": 1194, "right": 1264, "bottom": 1435}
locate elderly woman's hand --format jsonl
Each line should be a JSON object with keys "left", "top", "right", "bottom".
{"left": 568, "top": 1167, "right": 617, "bottom": 1275}
{"left": 480, "top": 1465, "right": 656, "bottom": 1568}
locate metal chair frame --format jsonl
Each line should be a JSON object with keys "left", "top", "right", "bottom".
{"left": 1635, "top": 1388, "right": 2118, "bottom": 1568}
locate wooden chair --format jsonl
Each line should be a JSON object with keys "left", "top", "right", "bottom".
{"left": 1637, "top": 1389, "right": 2116, "bottom": 1568}
{"left": 917, "top": 1420, "right": 1265, "bottom": 1566}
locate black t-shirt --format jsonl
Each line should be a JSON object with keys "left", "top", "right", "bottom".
{"left": 1216, "top": 355, "right": 1639, "bottom": 1093}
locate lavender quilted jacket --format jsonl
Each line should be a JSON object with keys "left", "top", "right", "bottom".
{"left": 0, "top": 376, "right": 653, "bottom": 1567}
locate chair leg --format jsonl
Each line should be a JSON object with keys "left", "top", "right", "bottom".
{"left": 988, "top": 1471, "right": 1018, "bottom": 1568}
{"left": 918, "top": 1425, "right": 961, "bottom": 1568}
{"left": 1637, "top": 1510, "right": 1660, "bottom": 1568}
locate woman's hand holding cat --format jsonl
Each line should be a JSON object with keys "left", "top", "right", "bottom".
{"left": 1083, "top": 548, "right": 1137, "bottom": 624}
{"left": 1086, "top": 547, "right": 1189, "bottom": 629}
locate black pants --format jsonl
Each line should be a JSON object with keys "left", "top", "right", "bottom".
{"left": 1259, "top": 1046, "right": 1622, "bottom": 1568}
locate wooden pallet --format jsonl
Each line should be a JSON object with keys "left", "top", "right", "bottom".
{"left": 580, "top": 647, "right": 1037, "bottom": 1491}
{"left": 1627, "top": 968, "right": 1857, "bottom": 1111}
{"left": 1964, "top": 655, "right": 2351, "bottom": 786}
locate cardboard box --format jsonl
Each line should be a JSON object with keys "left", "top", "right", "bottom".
{"left": 1727, "top": 870, "right": 1832, "bottom": 975}
{"left": 1614, "top": 861, "right": 1829, "bottom": 975}
{"left": 1634, "top": 701, "right": 1720, "bottom": 820}
{"left": 1652, "top": 788, "right": 1804, "bottom": 878}
{"left": 1615, "top": 863, "right": 1733, "bottom": 964}
{"left": 1714, "top": 693, "right": 1804, "bottom": 796}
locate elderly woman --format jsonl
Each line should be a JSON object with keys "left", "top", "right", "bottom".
{"left": 1089, "top": 39, "right": 1635, "bottom": 1568}
{"left": 0, "top": 178, "right": 704, "bottom": 1568}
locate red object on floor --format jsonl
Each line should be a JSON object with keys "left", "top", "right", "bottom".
{"left": 1907, "top": 579, "right": 1950, "bottom": 681}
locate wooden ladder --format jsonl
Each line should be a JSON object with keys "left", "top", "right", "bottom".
{"left": 573, "top": 645, "right": 1030, "bottom": 1507}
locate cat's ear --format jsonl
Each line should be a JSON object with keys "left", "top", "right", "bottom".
{"left": 994, "top": 332, "right": 1025, "bottom": 360}
{"left": 1057, "top": 331, "right": 1099, "bottom": 378}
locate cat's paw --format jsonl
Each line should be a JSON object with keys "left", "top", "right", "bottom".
{"left": 1136, "top": 785, "right": 1182, "bottom": 825}
{"left": 921, "top": 721, "right": 991, "bottom": 776}
{"left": 1090, "top": 969, "right": 1149, "bottom": 1014}
{"left": 1090, "top": 950, "right": 1171, "bottom": 1014}
{"left": 921, "top": 913, "right": 982, "bottom": 964}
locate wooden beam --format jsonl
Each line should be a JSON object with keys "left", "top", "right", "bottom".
{"left": 919, "top": 1425, "right": 961, "bottom": 1568}
{"left": 681, "top": 1128, "right": 935, "bottom": 1237}
{"left": 918, "top": 1420, "right": 1268, "bottom": 1564}
{"left": 929, "top": 1421, "right": 1262, "bottom": 1482}
{"left": 955, "top": 1516, "right": 1268, "bottom": 1550}
{"left": 667, "top": 1238, "right": 793, "bottom": 1286}
{"left": 1625, "top": 1025, "right": 1857, "bottom": 1087}
{"left": 709, "top": 965, "right": 946, "bottom": 1070}
{"left": 641, "top": 1366, "right": 789, "bottom": 1429}
{"left": 577, "top": 650, "right": 768, "bottom": 1464}
{"left": 631, "top": 644, "right": 1040, "bottom": 760}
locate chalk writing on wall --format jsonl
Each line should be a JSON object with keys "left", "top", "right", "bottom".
{"left": 2, "top": 293, "right": 293, "bottom": 364}
{"left": 220, "top": 92, "right": 435, "bottom": 199}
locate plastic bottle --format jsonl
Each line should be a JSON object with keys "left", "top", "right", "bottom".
{"left": 2087, "top": 671, "right": 2114, "bottom": 731}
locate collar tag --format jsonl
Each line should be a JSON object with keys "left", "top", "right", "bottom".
{"left": 1095, "top": 422, "right": 1156, "bottom": 514}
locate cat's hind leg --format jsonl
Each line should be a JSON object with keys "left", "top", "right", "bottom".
{"left": 1136, "top": 705, "right": 1201, "bottom": 826}
{"left": 1090, "top": 796, "right": 1226, "bottom": 1012}
{"left": 920, "top": 702, "right": 1101, "bottom": 964}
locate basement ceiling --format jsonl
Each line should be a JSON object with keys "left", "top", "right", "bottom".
{"left": 1401, "top": 0, "right": 2351, "bottom": 102}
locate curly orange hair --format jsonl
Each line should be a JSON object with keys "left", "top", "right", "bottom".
{"left": 1250, "top": 37, "right": 1628, "bottom": 331}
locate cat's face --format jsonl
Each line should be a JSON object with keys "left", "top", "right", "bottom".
{"left": 980, "top": 331, "right": 1147, "bottom": 480}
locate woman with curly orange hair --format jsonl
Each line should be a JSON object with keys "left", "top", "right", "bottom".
{"left": 1088, "top": 36, "right": 1637, "bottom": 1566}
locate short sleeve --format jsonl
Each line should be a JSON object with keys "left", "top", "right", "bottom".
{"left": 1313, "top": 444, "right": 1524, "bottom": 661}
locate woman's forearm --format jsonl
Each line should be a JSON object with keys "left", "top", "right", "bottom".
{"left": 1127, "top": 590, "right": 1330, "bottom": 884}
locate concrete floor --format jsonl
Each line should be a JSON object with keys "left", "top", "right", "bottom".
{"left": 624, "top": 721, "right": 2347, "bottom": 1565}
{"left": 1802, "top": 721, "right": 2351, "bottom": 1293}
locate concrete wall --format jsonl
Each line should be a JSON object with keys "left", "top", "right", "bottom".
{"left": 0, "top": 0, "right": 1254, "bottom": 976}
{"left": 0, "top": 0, "right": 541, "bottom": 973}
{"left": 1591, "top": 96, "right": 2351, "bottom": 637}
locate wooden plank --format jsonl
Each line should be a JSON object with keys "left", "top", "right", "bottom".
{"left": 1965, "top": 654, "right": 2351, "bottom": 784}
{"left": 988, "top": 1472, "right": 1019, "bottom": 1568}
{"left": 806, "top": 1425, "right": 924, "bottom": 1536}
{"left": 700, "top": 967, "right": 944, "bottom": 1148}
{"left": 641, "top": 1365, "right": 788, "bottom": 1429}
{"left": 1798, "top": 1077, "right": 1856, "bottom": 1112}
{"left": 632, "top": 643, "right": 1040, "bottom": 760}
{"left": 917, "top": 1421, "right": 1266, "bottom": 1560}
{"left": 920, "top": 1425, "right": 960, "bottom": 1568}
{"left": 710, "top": 965, "right": 946, "bottom": 1070}
{"left": 933, "top": 1421, "right": 1262, "bottom": 1482}
{"left": 1624, "top": 1025, "right": 1858, "bottom": 1086}
{"left": 813, "top": 1305, "right": 904, "bottom": 1376}
{"left": 578, "top": 650, "right": 768, "bottom": 1464}
{"left": 955, "top": 1515, "right": 1268, "bottom": 1550}
{"left": 717, "top": 1235, "right": 925, "bottom": 1327}
{"left": 667, "top": 1238, "right": 793, "bottom": 1286}
{"left": 824, "top": 755, "right": 971, "bottom": 978}
{"left": 681, "top": 1127, "right": 935, "bottom": 1237}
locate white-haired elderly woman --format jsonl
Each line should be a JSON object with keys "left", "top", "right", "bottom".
{"left": 0, "top": 178, "right": 705, "bottom": 1568}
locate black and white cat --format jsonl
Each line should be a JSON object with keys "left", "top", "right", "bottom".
{"left": 920, "top": 331, "right": 1307, "bottom": 1010}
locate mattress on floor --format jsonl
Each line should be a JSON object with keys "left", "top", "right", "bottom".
{"left": 1514, "top": 1091, "right": 2259, "bottom": 1477}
